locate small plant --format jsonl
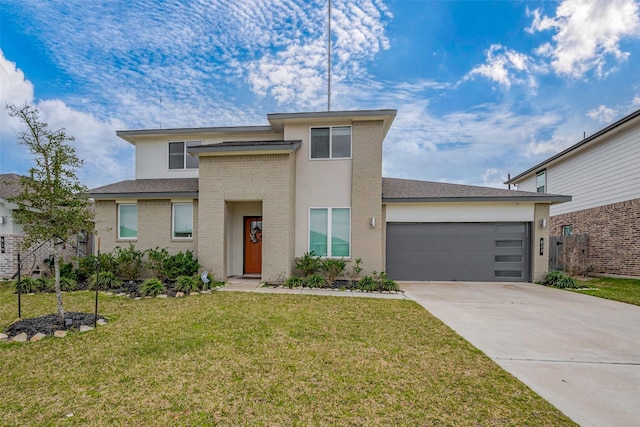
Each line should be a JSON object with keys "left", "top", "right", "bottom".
{"left": 350, "top": 258, "right": 363, "bottom": 286}
{"left": 285, "top": 276, "right": 304, "bottom": 289}
{"left": 304, "top": 274, "right": 326, "bottom": 289}
{"left": 175, "top": 275, "right": 199, "bottom": 293}
{"left": 295, "top": 252, "right": 322, "bottom": 277}
{"left": 140, "top": 278, "right": 166, "bottom": 297}
{"left": 321, "top": 258, "right": 346, "bottom": 285}
{"left": 357, "top": 276, "right": 377, "bottom": 292}
{"left": 375, "top": 271, "right": 399, "bottom": 292}
{"left": 542, "top": 270, "right": 579, "bottom": 289}
{"left": 34, "top": 277, "right": 52, "bottom": 292}
{"left": 15, "top": 277, "right": 36, "bottom": 293}
{"left": 89, "top": 271, "right": 122, "bottom": 290}
{"left": 145, "top": 247, "right": 170, "bottom": 281}
{"left": 114, "top": 243, "right": 144, "bottom": 281}
{"left": 75, "top": 255, "right": 98, "bottom": 283}
{"left": 59, "top": 276, "right": 78, "bottom": 292}
{"left": 163, "top": 250, "right": 201, "bottom": 280}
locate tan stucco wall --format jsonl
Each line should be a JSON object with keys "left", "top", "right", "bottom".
{"left": 198, "top": 153, "right": 296, "bottom": 281}
{"left": 93, "top": 199, "right": 198, "bottom": 256}
{"left": 532, "top": 203, "right": 551, "bottom": 282}
{"left": 351, "top": 120, "right": 385, "bottom": 275}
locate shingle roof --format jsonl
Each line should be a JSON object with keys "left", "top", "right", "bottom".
{"left": 382, "top": 177, "right": 571, "bottom": 203}
{"left": 90, "top": 178, "right": 198, "bottom": 199}
{"left": 0, "top": 173, "right": 25, "bottom": 200}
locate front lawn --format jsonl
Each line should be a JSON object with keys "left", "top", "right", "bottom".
{"left": 0, "top": 283, "right": 574, "bottom": 426}
{"left": 574, "top": 276, "right": 640, "bottom": 306}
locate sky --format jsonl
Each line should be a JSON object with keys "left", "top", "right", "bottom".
{"left": 1, "top": 0, "right": 639, "bottom": 189}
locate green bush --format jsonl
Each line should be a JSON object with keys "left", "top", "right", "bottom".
{"left": 76, "top": 255, "right": 98, "bottom": 283}
{"left": 284, "top": 276, "right": 304, "bottom": 289}
{"left": 162, "top": 250, "right": 201, "bottom": 280}
{"left": 375, "top": 272, "right": 399, "bottom": 292}
{"left": 357, "top": 276, "right": 377, "bottom": 292}
{"left": 59, "top": 261, "right": 75, "bottom": 280}
{"left": 349, "top": 258, "right": 363, "bottom": 284}
{"left": 89, "top": 271, "right": 122, "bottom": 290}
{"left": 295, "top": 252, "right": 322, "bottom": 277}
{"left": 542, "top": 270, "right": 579, "bottom": 289}
{"left": 321, "top": 258, "right": 346, "bottom": 285}
{"left": 59, "top": 276, "right": 78, "bottom": 291}
{"left": 175, "top": 275, "right": 199, "bottom": 293}
{"left": 35, "top": 277, "right": 51, "bottom": 292}
{"left": 304, "top": 274, "right": 326, "bottom": 289}
{"left": 145, "top": 247, "right": 169, "bottom": 281}
{"left": 114, "top": 243, "right": 143, "bottom": 281}
{"left": 15, "top": 277, "right": 36, "bottom": 293}
{"left": 140, "top": 278, "right": 166, "bottom": 297}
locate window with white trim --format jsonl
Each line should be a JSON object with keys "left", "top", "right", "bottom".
{"left": 172, "top": 203, "right": 193, "bottom": 239}
{"left": 169, "top": 141, "right": 201, "bottom": 169}
{"left": 536, "top": 170, "right": 546, "bottom": 193}
{"left": 310, "top": 126, "right": 351, "bottom": 159}
{"left": 309, "top": 208, "right": 350, "bottom": 257}
{"left": 118, "top": 204, "right": 137, "bottom": 239}
{"left": 562, "top": 225, "right": 573, "bottom": 236}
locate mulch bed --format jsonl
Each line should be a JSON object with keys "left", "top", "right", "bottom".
{"left": 4, "top": 312, "right": 106, "bottom": 340}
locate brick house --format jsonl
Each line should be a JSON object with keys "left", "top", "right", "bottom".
{"left": 91, "top": 109, "right": 568, "bottom": 283}
{"left": 506, "top": 108, "right": 640, "bottom": 277}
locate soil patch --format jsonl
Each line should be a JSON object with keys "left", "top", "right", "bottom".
{"left": 4, "top": 312, "right": 106, "bottom": 339}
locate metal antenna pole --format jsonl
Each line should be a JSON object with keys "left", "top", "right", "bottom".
{"left": 17, "top": 253, "right": 21, "bottom": 318}
{"left": 94, "top": 239, "right": 100, "bottom": 328}
{"left": 327, "top": 0, "right": 332, "bottom": 111}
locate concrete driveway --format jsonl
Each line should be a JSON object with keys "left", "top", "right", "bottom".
{"left": 401, "top": 281, "right": 640, "bottom": 427}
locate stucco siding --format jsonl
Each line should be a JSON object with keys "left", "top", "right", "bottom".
{"left": 386, "top": 202, "right": 536, "bottom": 222}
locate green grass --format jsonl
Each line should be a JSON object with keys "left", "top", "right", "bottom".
{"left": 574, "top": 276, "right": 640, "bottom": 306}
{"left": 0, "top": 282, "right": 574, "bottom": 426}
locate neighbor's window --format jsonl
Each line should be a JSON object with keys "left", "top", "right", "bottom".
{"left": 536, "top": 170, "right": 546, "bottom": 193}
{"left": 309, "top": 208, "right": 350, "bottom": 257}
{"left": 310, "top": 126, "right": 351, "bottom": 159}
{"left": 169, "top": 141, "right": 202, "bottom": 169}
{"left": 562, "top": 225, "right": 573, "bottom": 236}
{"left": 118, "top": 204, "right": 137, "bottom": 239}
{"left": 172, "top": 203, "right": 193, "bottom": 239}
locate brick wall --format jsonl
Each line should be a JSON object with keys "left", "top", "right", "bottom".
{"left": 351, "top": 120, "right": 384, "bottom": 275}
{"left": 549, "top": 198, "right": 640, "bottom": 276}
{"left": 532, "top": 203, "right": 551, "bottom": 282}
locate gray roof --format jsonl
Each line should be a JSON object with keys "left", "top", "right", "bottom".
{"left": 506, "top": 108, "right": 640, "bottom": 184}
{"left": 382, "top": 177, "right": 571, "bottom": 203}
{"left": 0, "top": 173, "right": 25, "bottom": 200}
{"left": 90, "top": 178, "right": 198, "bottom": 199}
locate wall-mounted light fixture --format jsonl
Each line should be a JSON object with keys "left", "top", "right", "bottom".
{"left": 540, "top": 219, "right": 547, "bottom": 228}
{"left": 370, "top": 217, "right": 376, "bottom": 228}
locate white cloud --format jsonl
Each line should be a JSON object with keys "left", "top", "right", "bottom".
{"left": 0, "top": 50, "right": 34, "bottom": 134}
{"left": 586, "top": 105, "right": 617, "bottom": 123}
{"left": 527, "top": 0, "right": 640, "bottom": 78}
{"left": 464, "top": 44, "right": 538, "bottom": 89}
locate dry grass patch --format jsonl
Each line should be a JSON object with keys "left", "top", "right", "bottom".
{"left": 0, "top": 283, "right": 574, "bottom": 426}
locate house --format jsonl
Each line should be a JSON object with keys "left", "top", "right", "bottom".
{"left": 0, "top": 173, "right": 91, "bottom": 279}
{"left": 90, "top": 109, "right": 569, "bottom": 283}
{"left": 506, "top": 108, "right": 640, "bottom": 277}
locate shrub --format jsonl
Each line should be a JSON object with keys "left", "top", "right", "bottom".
{"left": 375, "top": 272, "right": 399, "bottom": 292}
{"left": 542, "top": 270, "right": 579, "bottom": 289}
{"left": 284, "top": 276, "right": 304, "bottom": 289}
{"left": 349, "top": 258, "right": 363, "bottom": 285}
{"left": 175, "top": 275, "right": 199, "bottom": 293}
{"left": 76, "top": 255, "right": 98, "bottom": 283}
{"left": 163, "top": 250, "right": 201, "bottom": 280}
{"left": 321, "top": 258, "right": 346, "bottom": 285}
{"left": 59, "top": 277, "right": 78, "bottom": 292}
{"left": 89, "top": 271, "right": 122, "bottom": 290}
{"left": 304, "top": 274, "right": 326, "bottom": 289}
{"left": 15, "top": 277, "right": 36, "bottom": 293}
{"left": 59, "top": 262, "right": 75, "bottom": 280}
{"left": 295, "top": 252, "right": 322, "bottom": 277}
{"left": 34, "top": 278, "right": 51, "bottom": 292}
{"left": 357, "top": 276, "right": 377, "bottom": 292}
{"left": 140, "top": 278, "right": 166, "bottom": 297}
{"left": 145, "top": 247, "right": 169, "bottom": 281}
{"left": 114, "top": 243, "right": 143, "bottom": 281}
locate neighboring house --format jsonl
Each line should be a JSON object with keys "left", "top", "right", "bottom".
{"left": 90, "top": 109, "right": 569, "bottom": 283}
{"left": 506, "top": 108, "right": 640, "bottom": 277}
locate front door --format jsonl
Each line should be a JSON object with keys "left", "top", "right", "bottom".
{"left": 243, "top": 216, "right": 262, "bottom": 275}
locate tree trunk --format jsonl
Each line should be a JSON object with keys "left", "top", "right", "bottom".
{"left": 53, "top": 248, "right": 65, "bottom": 320}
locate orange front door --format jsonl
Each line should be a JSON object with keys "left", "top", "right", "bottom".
{"left": 243, "top": 216, "right": 262, "bottom": 275}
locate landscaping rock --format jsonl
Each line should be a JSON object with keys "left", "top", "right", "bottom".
{"left": 12, "top": 332, "right": 28, "bottom": 342}
{"left": 134, "top": 297, "right": 142, "bottom": 300}
{"left": 97, "top": 319, "right": 107, "bottom": 326}
{"left": 116, "top": 292, "right": 127, "bottom": 297}
{"left": 175, "top": 292, "right": 184, "bottom": 298}
{"left": 201, "top": 289, "right": 211, "bottom": 294}
{"left": 30, "top": 332, "right": 47, "bottom": 342}
{"left": 0, "top": 333, "right": 8, "bottom": 340}
{"left": 189, "top": 291, "right": 200, "bottom": 296}
{"left": 79, "top": 325, "right": 94, "bottom": 333}
{"left": 54, "top": 330, "right": 67, "bottom": 338}
{"left": 157, "top": 294, "right": 168, "bottom": 298}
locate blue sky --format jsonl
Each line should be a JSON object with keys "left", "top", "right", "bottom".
{"left": 1, "top": 0, "right": 639, "bottom": 189}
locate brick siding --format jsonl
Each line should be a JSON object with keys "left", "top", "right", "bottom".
{"left": 549, "top": 198, "right": 640, "bottom": 276}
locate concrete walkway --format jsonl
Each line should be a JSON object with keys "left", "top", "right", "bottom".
{"left": 401, "top": 281, "right": 640, "bottom": 427}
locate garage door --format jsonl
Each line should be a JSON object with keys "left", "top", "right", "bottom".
{"left": 386, "top": 222, "right": 531, "bottom": 282}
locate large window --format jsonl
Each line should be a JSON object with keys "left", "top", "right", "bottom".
{"left": 169, "top": 141, "right": 201, "bottom": 169}
{"left": 173, "top": 203, "right": 193, "bottom": 239}
{"left": 310, "top": 126, "right": 351, "bottom": 159}
{"left": 309, "top": 208, "right": 350, "bottom": 257}
{"left": 536, "top": 170, "right": 546, "bottom": 193}
{"left": 118, "top": 204, "right": 137, "bottom": 239}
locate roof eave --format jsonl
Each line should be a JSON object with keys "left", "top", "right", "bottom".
{"left": 189, "top": 141, "right": 301, "bottom": 155}
{"left": 91, "top": 191, "right": 199, "bottom": 200}
{"left": 116, "top": 126, "right": 276, "bottom": 144}
{"left": 383, "top": 196, "right": 572, "bottom": 204}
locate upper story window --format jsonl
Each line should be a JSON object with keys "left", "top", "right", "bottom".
{"left": 536, "top": 170, "right": 546, "bottom": 193}
{"left": 310, "top": 126, "right": 351, "bottom": 159}
{"left": 118, "top": 204, "right": 137, "bottom": 239}
{"left": 169, "top": 141, "right": 201, "bottom": 169}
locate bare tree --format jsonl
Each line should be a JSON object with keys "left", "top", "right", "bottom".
{"left": 7, "top": 103, "right": 94, "bottom": 320}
